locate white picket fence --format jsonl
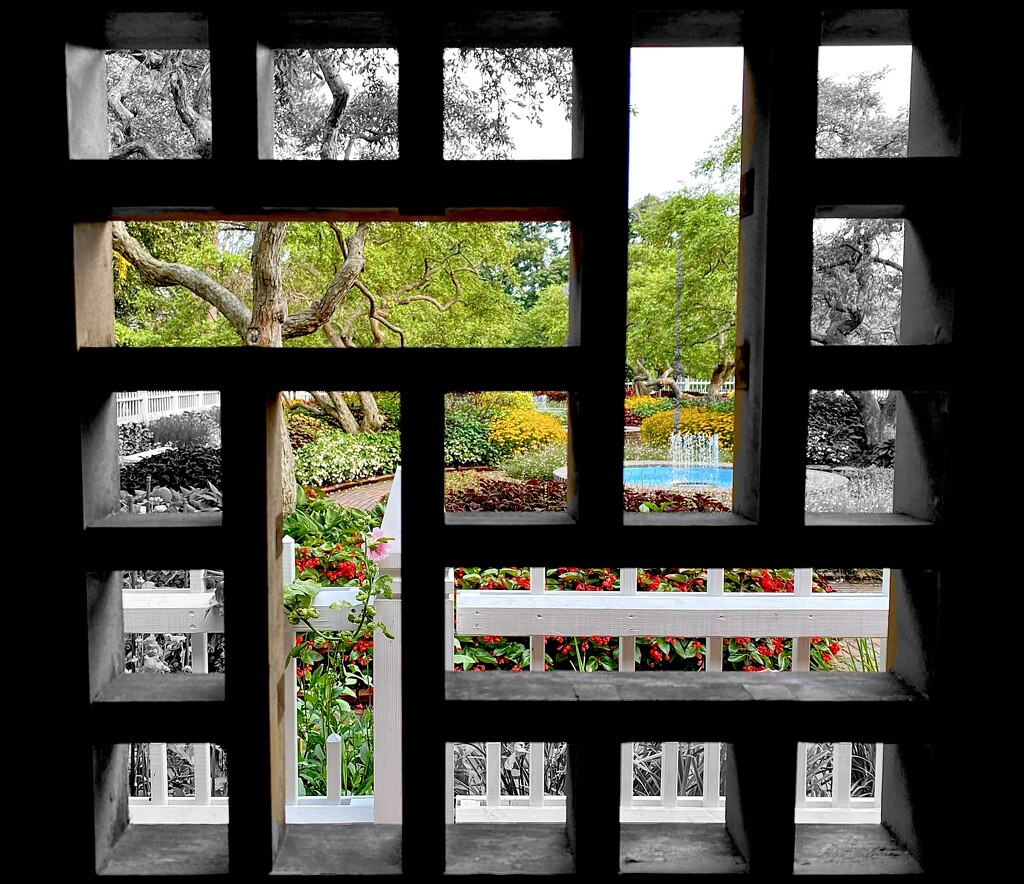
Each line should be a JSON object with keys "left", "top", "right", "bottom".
{"left": 123, "top": 550, "right": 889, "bottom": 825}
{"left": 116, "top": 390, "right": 221, "bottom": 425}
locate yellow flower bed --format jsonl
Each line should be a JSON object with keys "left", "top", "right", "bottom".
{"left": 489, "top": 408, "right": 567, "bottom": 458}
{"left": 639, "top": 408, "right": 734, "bottom": 449}
{"left": 475, "top": 390, "right": 535, "bottom": 411}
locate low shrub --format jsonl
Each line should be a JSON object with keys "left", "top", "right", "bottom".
{"left": 639, "top": 408, "right": 734, "bottom": 449}
{"left": 148, "top": 409, "right": 220, "bottom": 448}
{"left": 488, "top": 408, "right": 567, "bottom": 459}
{"left": 690, "top": 394, "right": 734, "bottom": 414}
{"left": 445, "top": 409, "right": 499, "bottom": 467}
{"left": 118, "top": 421, "right": 156, "bottom": 457}
{"left": 624, "top": 395, "right": 676, "bottom": 425}
{"left": 287, "top": 411, "right": 335, "bottom": 451}
{"left": 294, "top": 429, "right": 401, "bottom": 487}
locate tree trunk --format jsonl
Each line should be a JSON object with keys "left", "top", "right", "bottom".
{"left": 314, "top": 50, "right": 351, "bottom": 161}
{"left": 879, "top": 393, "right": 897, "bottom": 441}
{"left": 279, "top": 397, "right": 297, "bottom": 515}
{"left": 310, "top": 390, "right": 361, "bottom": 434}
{"left": 357, "top": 391, "right": 385, "bottom": 432}
{"left": 846, "top": 389, "right": 884, "bottom": 450}
{"left": 708, "top": 359, "right": 735, "bottom": 397}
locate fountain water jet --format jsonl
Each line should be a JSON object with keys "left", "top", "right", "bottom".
{"left": 669, "top": 432, "right": 721, "bottom": 486}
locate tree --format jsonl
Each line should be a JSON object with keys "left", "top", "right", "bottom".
{"left": 509, "top": 282, "right": 570, "bottom": 347}
{"left": 107, "top": 50, "right": 212, "bottom": 159}
{"left": 626, "top": 189, "right": 738, "bottom": 388}
{"left": 108, "top": 47, "right": 572, "bottom": 513}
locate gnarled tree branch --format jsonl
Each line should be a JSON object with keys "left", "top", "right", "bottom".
{"left": 111, "top": 221, "right": 252, "bottom": 336}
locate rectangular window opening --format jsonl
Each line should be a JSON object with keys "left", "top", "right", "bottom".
{"left": 109, "top": 221, "right": 569, "bottom": 350}
{"left": 106, "top": 49, "right": 212, "bottom": 160}
{"left": 442, "top": 47, "right": 573, "bottom": 160}
{"left": 626, "top": 47, "right": 743, "bottom": 514}
{"left": 444, "top": 390, "right": 568, "bottom": 513}
{"left": 273, "top": 48, "right": 399, "bottom": 160}
{"left": 817, "top": 44, "right": 911, "bottom": 159}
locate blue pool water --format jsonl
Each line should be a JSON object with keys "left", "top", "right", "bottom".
{"left": 623, "top": 463, "right": 732, "bottom": 490}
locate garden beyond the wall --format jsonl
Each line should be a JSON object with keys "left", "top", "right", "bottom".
{"left": 117, "top": 389, "right": 890, "bottom": 802}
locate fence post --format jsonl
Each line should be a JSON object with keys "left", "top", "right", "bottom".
{"left": 619, "top": 568, "right": 637, "bottom": 813}
{"left": 150, "top": 742, "right": 168, "bottom": 806}
{"left": 445, "top": 569, "right": 456, "bottom": 824}
{"left": 486, "top": 742, "right": 501, "bottom": 807}
{"left": 281, "top": 536, "right": 298, "bottom": 809}
{"left": 705, "top": 568, "right": 724, "bottom": 810}
{"left": 140, "top": 391, "right": 149, "bottom": 424}
{"left": 523, "top": 565, "right": 545, "bottom": 814}
{"left": 326, "top": 734, "right": 342, "bottom": 805}
{"left": 373, "top": 594, "right": 402, "bottom": 823}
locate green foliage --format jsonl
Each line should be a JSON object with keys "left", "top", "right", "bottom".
{"left": 691, "top": 394, "right": 734, "bottom": 414}
{"left": 638, "top": 408, "right": 734, "bottom": 449}
{"left": 283, "top": 494, "right": 386, "bottom": 548}
{"left": 624, "top": 394, "right": 677, "bottom": 423}
{"left": 373, "top": 392, "right": 401, "bottom": 429}
{"left": 282, "top": 495, "right": 393, "bottom": 798}
{"left": 148, "top": 409, "right": 220, "bottom": 448}
{"left": 114, "top": 221, "right": 244, "bottom": 348}
{"left": 445, "top": 409, "right": 499, "bottom": 467}
{"left": 492, "top": 222, "right": 570, "bottom": 310}
{"left": 293, "top": 430, "right": 401, "bottom": 487}
{"left": 508, "top": 282, "right": 569, "bottom": 347}
{"left": 626, "top": 189, "right": 738, "bottom": 380}
{"left": 295, "top": 664, "right": 375, "bottom": 797}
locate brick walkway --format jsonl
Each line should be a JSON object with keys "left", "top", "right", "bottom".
{"left": 325, "top": 477, "right": 393, "bottom": 510}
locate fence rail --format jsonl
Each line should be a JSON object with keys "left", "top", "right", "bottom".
{"left": 116, "top": 390, "right": 221, "bottom": 425}
{"left": 122, "top": 543, "right": 889, "bottom": 826}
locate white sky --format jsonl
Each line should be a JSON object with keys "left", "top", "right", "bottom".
{"left": 510, "top": 45, "right": 912, "bottom": 206}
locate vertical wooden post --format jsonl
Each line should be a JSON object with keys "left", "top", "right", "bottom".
{"left": 565, "top": 740, "right": 620, "bottom": 874}
{"left": 725, "top": 740, "right": 798, "bottom": 874}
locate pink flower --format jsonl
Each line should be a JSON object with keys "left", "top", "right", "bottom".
{"left": 367, "top": 527, "right": 391, "bottom": 562}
